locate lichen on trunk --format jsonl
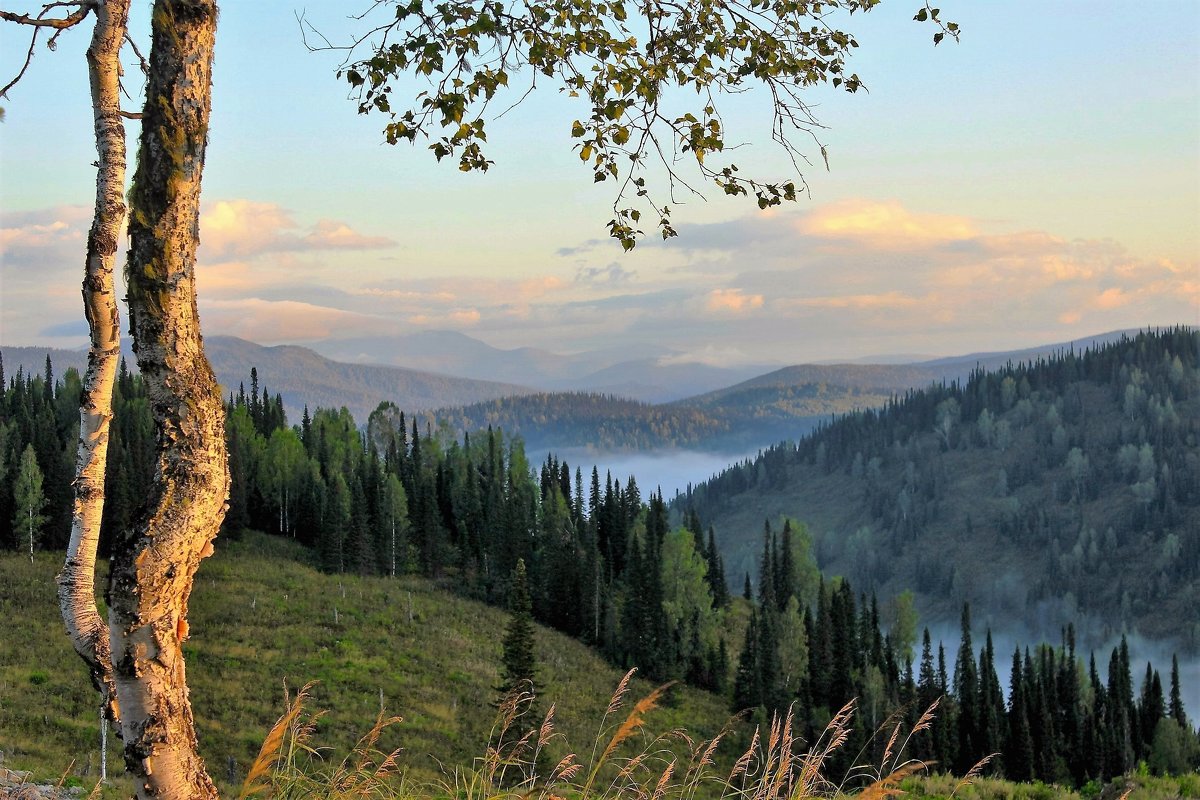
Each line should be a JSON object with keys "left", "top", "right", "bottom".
{"left": 112, "top": 0, "right": 227, "bottom": 797}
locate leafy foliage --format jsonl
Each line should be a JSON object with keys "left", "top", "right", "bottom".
{"left": 325, "top": 0, "right": 955, "bottom": 248}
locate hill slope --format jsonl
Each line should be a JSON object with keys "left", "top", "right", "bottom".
{"left": 1, "top": 337, "right": 538, "bottom": 423}
{"left": 678, "top": 328, "right": 1200, "bottom": 652}
{"left": 0, "top": 534, "right": 729, "bottom": 793}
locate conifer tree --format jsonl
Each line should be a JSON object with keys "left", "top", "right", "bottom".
{"left": 953, "top": 603, "right": 979, "bottom": 773}
{"left": 498, "top": 559, "right": 538, "bottom": 697}
{"left": 705, "top": 526, "right": 729, "bottom": 608}
{"left": 733, "top": 608, "right": 762, "bottom": 712}
{"left": 1168, "top": 654, "right": 1188, "bottom": 730}
{"left": 1006, "top": 646, "right": 1034, "bottom": 782}
{"left": 497, "top": 559, "right": 539, "bottom": 739}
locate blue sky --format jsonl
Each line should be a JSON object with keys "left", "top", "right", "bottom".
{"left": 1, "top": 1, "right": 1196, "bottom": 365}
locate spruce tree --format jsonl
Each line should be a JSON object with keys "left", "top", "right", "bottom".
{"left": 498, "top": 559, "right": 538, "bottom": 697}
{"left": 953, "top": 603, "right": 979, "bottom": 773}
{"left": 1168, "top": 654, "right": 1188, "bottom": 730}
{"left": 497, "top": 559, "right": 539, "bottom": 739}
{"left": 1006, "top": 646, "right": 1034, "bottom": 782}
{"left": 732, "top": 609, "right": 762, "bottom": 712}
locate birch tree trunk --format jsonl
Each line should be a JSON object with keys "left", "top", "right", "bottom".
{"left": 110, "top": 1, "right": 226, "bottom": 796}
{"left": 57, "top": 0, "right": 131, "bottom": 731}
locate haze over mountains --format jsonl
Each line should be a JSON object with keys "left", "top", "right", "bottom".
{"left": 679, "top": 328, "right": 1200, "bottom": 659}
{"left": 314, "top": 330, "right": 773, "bottom": 402}
{"left": 1, "top": 328, "right": 1150, "bottom": 454}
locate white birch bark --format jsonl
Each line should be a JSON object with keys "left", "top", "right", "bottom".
{"left": 56, "top": 0, "right": 131, "bottom": 731}
{"left": 111, "top": 1, "right": 226, "bottom": 796}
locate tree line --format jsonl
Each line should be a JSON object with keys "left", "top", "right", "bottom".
{"left": 3, "top": 351, "right": 1197, "bottom": 784}
{"left": 0, "top": 358, "right": 734, "bottom": 691}
{"left": 679, "top": 327, "right": 1200, "bottom": 649}
{"left": 733, "top": 518, "right": 1200, "bottom": 784}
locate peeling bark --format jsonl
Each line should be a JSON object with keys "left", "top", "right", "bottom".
{"left": 112, "top": 0, "right": 225, "bottom": 796}
{"left": 56, "top": 0, "right": 131, "bottom": 733}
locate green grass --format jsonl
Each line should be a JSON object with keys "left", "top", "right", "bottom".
{"left": 898, "top": 769, "right": 1200, "bottom": 799}
{"left": 3, "top": 534, "right": 1194, "bottom": 799}
{"left": 0, "top": 533, "right": 729, "bottom": 796}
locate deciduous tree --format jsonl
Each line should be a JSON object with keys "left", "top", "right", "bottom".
{"left": 3, "top": 0, "right": 955, "bottom": 793}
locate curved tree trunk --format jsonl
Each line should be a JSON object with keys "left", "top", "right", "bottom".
{"left": 57, "top": 0, "right": 131, "bottom": 732}
{"left": 111, "top": 1, "right": 225, "bottom": 796}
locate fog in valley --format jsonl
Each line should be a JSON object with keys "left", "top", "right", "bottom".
{"left": 547, "top": 446, "right": 761, "bottom": 501}
{"left": 551, "top": 446, "right": 1200, "bottom": 721}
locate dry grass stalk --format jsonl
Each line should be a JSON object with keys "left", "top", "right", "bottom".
{"left": 951, "top": 752, "right": 996, "bottom": 797}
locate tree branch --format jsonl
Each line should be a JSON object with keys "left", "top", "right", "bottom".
{"left": 0, "top": 2, "right": 94, "bottom": 97}
{"left": 0, "top": 1, "right": 93, "bottom": 28}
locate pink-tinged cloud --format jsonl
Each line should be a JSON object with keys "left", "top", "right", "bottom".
{"left": 801, "top": 199, "right": 976, "bottom": 244}
{"left": 199, "top": 199, "right": 396, "bottom": 261}
{"left": 408, "top": 308, "right": 482, "bottom": 327}
{"left": 1094, "top": 287, "right": 1131, "bottom": 310}
{"left": 706, "top": 288, "right": 764, "bottom": 313}
{"left": 200, "top": 298, "right": 372, "bottom": 343}
{"left": 779, "top": 291, "right": 923, "bottom": 310}
{"left": 303, "top": 220, "right": 395, "bottom": 250}
{"left": 0, "top": 219, "right": 74, "bottom": 249}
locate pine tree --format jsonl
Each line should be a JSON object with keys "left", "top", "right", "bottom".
{"left": 705, "top": 526, "right": 729, "bottom": 608}
{"left": 498, "top": 559, "right": 538, "bottom": 697}
{"left": 1006, "top": 646, "right": 1034, "bottom": 782}
{"left": 953, "top": 603, "right": 979, "bottom": 773}
{"left": 732, "top": 609, "right": 762, "bottom": 712}
{"left": 497, "top": 558, "right": 539, "bottom": 740}
{"left": 1168, "top": 654, "right": 1188, "bottom": 730}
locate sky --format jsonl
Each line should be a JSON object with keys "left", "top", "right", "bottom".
{"left": 1, "top": 1, "right": 1197, "bottom": 367}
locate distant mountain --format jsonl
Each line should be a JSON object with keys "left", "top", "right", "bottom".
{"left": 4, "top": 327, "right": 1160, "bottom": 450}
{"left": 414, "top": 392, "right": 732, "bottom": 453}
{"left": 314, "top": 330, "right": 773, "bottom": 402}
{"left": 559, "top": 358, "right": 769, "bottom": 403}
{"left": 1, "top": 337, "right": 539, "bottom": 424}
{"left": 676, "top": 328, "right": 1200, "bottom": 652}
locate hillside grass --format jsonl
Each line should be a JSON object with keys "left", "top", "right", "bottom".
{"left": 0, "top": 533, "right": 729, "bottom": 796}
{"left": 3, "top": 535, "right": 1191, "bottom": 799}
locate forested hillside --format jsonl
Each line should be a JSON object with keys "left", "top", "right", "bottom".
{"left": 0, "top": 336, "right": 537, "bottom": 425}
{"left": 678, "top": 328, "right": 1200, "bottom": 650}
{"left": 3, "top": 337, "right": 1198, "bottom": 788}
{"left": 414, "top": 392, "right": 734, "bottom": 451}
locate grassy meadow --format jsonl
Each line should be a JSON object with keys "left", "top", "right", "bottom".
{"left": 0, "top": 532, "right": 732, "bottom": 795}
{"left": 2, "top": 533, "right": 1195, "bottom": 799}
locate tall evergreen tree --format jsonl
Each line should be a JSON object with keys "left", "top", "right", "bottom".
{"left": 1168, "top": 654, "right": 1188, "bottom": 730}
{"left": 953, "top": 603, "right": 979, "bottom": 773}
{"left": 498, "top": 559, "right": 538, "bottom": 696}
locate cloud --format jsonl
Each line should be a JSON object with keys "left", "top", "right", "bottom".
{"left": 199, "top": 199, "right": 396, "bottom": 261}
{"left": 200, "top": 298, "right": 374, "bottom": 343}
{"left": 575, "top": 263, "right": 637, "bottom": 285}
{"left": 408, "top": 308, "right": 482, "bottom": 327}
{"left": 779, "top": 291, "right": 923, "bottom": 311}
{"left": 5, "top": 198, "right": 1194, "bottom": 364}
{"left": 556, "top": 239, "right": 603, "bottom": 257}
{"left": 800, "top": 199, "right": 977, "bottom": 244}
{"left": 705, "top": 288, "right": 764, "bottom": 314}
{"left": 658, "top": 345, "right": 752, "bottom": 367}
{"left": 1093, "top": 287, "right": 1130, "bottom": 310}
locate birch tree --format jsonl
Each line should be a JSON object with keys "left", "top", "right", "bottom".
{"left": 2, "top": 0, "right": 131, "bottom": 739}
{"left": 3, "top": 1, "right": 223, "bottom": 795}
{"left": 13, "top": 444, "right": 48, "bottom": 562}
{"left": 4, "top": 0, "right": 953, "bottom": 795}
